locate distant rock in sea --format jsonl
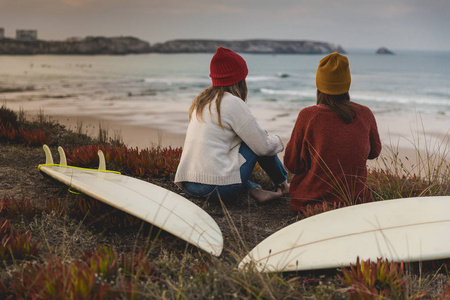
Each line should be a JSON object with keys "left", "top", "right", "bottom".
{"left": 150, "top": 39, "right": 345, "bottom": 54}
{"left": 376, "top": 47, "right": 394, "bottom": 55}
{"left": 278, "top": 73, "right": 290, "bottom": 78}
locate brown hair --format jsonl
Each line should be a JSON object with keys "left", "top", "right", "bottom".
{"left": 189, "top": 80, "right": 247, "bottom": 128}
{"left": 316, "top": 90, "right": 356, "bottom": 124}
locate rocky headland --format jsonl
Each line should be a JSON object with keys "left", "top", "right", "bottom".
{"left": 150, "top": 39, "right": 345, "bottom": 54}
{"left": 0, "top": 37, "right": 345, "bottom": 55}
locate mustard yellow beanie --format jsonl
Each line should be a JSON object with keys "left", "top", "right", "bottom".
{"left": 316, "top": 52, "right": 351, "bottom": 95}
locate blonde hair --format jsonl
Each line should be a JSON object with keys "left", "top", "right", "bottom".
{"left": 189, "top": 80, "right": 247, "bottom": 128}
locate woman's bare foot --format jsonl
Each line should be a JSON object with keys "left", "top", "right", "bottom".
{"left": 250, "top": 187, "right": 283, "bottom": 204}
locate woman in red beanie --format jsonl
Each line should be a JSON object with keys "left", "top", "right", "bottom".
{"left": 175, "top": 47, "right": 289, "bottom": 203}
{"left": 284, "top": 52, "right": 382, "bottom": 211}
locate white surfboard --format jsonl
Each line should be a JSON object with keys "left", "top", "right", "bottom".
{"left": 239, "top": 196, "right": 450, "bottom": 272}
{"left": 39, "top": 145, "right": 223, "bottom": 256}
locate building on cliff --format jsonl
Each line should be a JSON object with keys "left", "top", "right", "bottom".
{"left": 16, "top": 30, "right": 37, "bottom": 41}
{"left": 0, "top": 28, "right": 4, "bottom": 40}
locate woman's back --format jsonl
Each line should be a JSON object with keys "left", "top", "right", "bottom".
{"left": 176, "top": 92, "right": 284, "bottom": 186}
{"left": 284, "top": 103, "right": 381, "bottom": 210}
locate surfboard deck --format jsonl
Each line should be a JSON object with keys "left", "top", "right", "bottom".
{"left": 239, "top": 196, "right": 450, "bottom": 272}
{"left": 39, "top": 145, "right": 223, "bottom": 256}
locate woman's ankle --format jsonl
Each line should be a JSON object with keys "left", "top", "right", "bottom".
{"left": 277, "top": 181, "right": 290, "bottom": 195}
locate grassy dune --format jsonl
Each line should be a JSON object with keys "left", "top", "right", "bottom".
{"left": 1, "top": 105, "right": 449, "bottom": 299}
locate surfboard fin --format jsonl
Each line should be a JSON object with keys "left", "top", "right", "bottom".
{"left": 98, "top": 150, "right": 106, "bottom": 171}
{"left": 43, "top": 144, "right": 54, "bottom": 165}
{"left": 58, "top": 146, "right": 67, "bottom": 166}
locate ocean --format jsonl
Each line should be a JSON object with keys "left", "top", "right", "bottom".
{"left": 1, "top": 50, "right": 449, "bottom": 140}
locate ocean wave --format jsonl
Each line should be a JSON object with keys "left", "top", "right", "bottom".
{"left": 351, "top": 93, "right": 450, "bottom": 109}
{"left": 144, "top": 77, "right": 210, "bottom": 85}
{"left": 260, "top": 88, "right": 314, "bottom": 97}
{"left": 246, "top": 76, "right": 278, "bottom": 82}
{"left": 422, "top": 88, "right": 450, "bottom": 99}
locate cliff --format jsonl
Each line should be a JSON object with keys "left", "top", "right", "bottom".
{"left": 0, "top": 36, "right": 152, "bottom": 55}
{"left": 0, "top": 37, "right": 345, "bottom": 55}
{"left": 151, "top": 39, "right": 345, "bottom": 54}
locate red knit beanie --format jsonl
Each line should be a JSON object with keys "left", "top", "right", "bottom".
{"left": 210, "top": 47, "right": 248, "bottom": 87}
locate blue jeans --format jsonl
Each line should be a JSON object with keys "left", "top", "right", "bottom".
{"left": 182, "top": 143, "right": 288, "bottom": 201}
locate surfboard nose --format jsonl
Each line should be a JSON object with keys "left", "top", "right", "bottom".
{"left": 198, "top": 230, "right": 223, "bottom": 256}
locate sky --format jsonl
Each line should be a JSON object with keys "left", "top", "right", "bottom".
{"left": 0, "top": 0, "right": 449, "bottom": 51}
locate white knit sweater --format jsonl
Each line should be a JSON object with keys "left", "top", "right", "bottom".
{"left": 175, "top": 92, "right": 284, "bottom": 186}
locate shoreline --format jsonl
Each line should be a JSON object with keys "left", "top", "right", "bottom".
{"left": 49, "top": 114, "right": 186, "bottom": 149}
{"left": 39, "top": 110, "right": 449, "bottom": 173}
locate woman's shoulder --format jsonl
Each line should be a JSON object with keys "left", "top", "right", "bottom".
{"left": 351, "top": 101, "right": 369, "bottom": 110}
{"left": 352, "top": 102, "right": 375, "bottom": 115}
{"left": 222, "top": 92, "right": 246, "bottom": 104}
{"left": 351, "top": 102, "right": 378, "bottom": 124}
{"left": 298, "top": 105, "right": 327, "bottom": 117}
{"left": 292, "top": 106, "right": 328, "bottom": 127}
{"left": 220, "top": 92, "right": 250, "bottom": 111}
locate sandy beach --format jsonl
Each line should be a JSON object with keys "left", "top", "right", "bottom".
{"left": 18, "top": 104, "right": 448, "bottom": 173}
{"left": 49, "top": 114, "right": 186, "bottom": 149}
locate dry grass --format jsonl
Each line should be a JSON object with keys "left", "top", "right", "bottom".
{"left": 1, "top": 106, "right": 450, "bottom": 299}
{"left": 369, "top": 123, "right": 449, "bottom": 200}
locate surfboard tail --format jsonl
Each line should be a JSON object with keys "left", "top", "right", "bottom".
{"left": 43, "top": 144, "right": 53, "bottom": 165}
{"left": 58, "top": 146, "right": 67, "bottom": 166}
{"left": 39, "top": 144, "right": 225, "bottom": 257}
{"left": 98, "top": 150, "right": 106, "bottom": 170}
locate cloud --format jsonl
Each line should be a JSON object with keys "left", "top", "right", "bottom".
{"left": 277, "top": 7, "right": 311, "bottom": 18}
{"left": 1, "top": 0, "right": 449, "bottom": 50}
{"left": 383, "top": 4, "right": 415, "bottom": 16}
{"left": 143, "top": 2, "right": 246, "bottom": 15}
{"left": 58, "top": 0, "right": 99, "bottom": 7}
{"left": 55, "top": 0, "right": 133, "bottom": 7}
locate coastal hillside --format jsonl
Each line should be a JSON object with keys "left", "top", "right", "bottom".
{"left": 0, "top": 37, "right": 345, "bottom": 55}
{"left": 0, "top": 105, "right": 449, "bottom": 299}
{"left": 0, "top": 36, "right": 152, "bottom": 55}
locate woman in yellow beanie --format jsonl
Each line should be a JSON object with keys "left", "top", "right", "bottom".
{"left": 284, "top": 52, "right": 382, "bottom": 211}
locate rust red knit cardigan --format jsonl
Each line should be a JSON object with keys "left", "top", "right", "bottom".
{"left": 284, "top": 104, "right": 382, "bottom": 211}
